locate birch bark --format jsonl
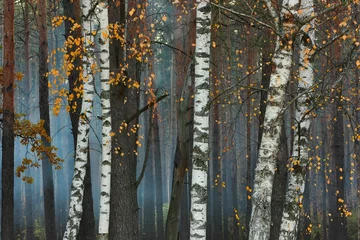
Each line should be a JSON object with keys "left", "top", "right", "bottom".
{"left": 248, "top": 1, "right": 297, "bottom": 239}
{"left": 63, "top": 0, "right": 95, "bottom": 238}
{"left": 279, "top": 2, "right": 315, "bottom": 239}
{"left": 190, "top": 1, "right": 211, "bottom": 239}
{"left": 98, "top": 0, "right": 111, "bottom": 239}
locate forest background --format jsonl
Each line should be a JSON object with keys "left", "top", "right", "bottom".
{"left": 1, "top": 0, "right": 360, "bottom": 240}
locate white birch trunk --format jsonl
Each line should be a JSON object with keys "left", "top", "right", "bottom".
{"left": 279, "top": 2, "right": 315, "bottom": 239}
{"left": 190, "top": 1, "right": 211, "bottom": 239}
{"left": 248, "top": 1, "right": 297, "bottom": 239}
{"left": 63, "top": 0, "right": 95, "bottom": 238}
{"left": 98, "top": 1, "right": 111, "bottom": 239}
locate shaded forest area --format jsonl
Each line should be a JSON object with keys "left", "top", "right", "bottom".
{"left": 1, "top": 0, "right": 360, "bottom": 239}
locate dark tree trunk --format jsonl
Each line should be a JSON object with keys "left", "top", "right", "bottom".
{"left": 165, "top": 62, "right": 193, "bottom": 240}
{"left": 109, "top": 0, "right": 140, "bottom": 238}
{"left": 38, "top": 0, "right": 57, "bottom": 238}
{"left": 154, "top": 113, "right": 165, "bottom": 239}
{"left": 143, "top": 114, "right": 156, "bottom": 240}
{"left": 328, "top": 41, "right": 346, "bottom": 240}
{"left": 270, "top": 123, "right": 288, "bottom": 240}
{"left": 1, "top": 2, "right": 15, "bottom": 239}
{"left": 23, "top": 1, "right": 34, "bottom": 238}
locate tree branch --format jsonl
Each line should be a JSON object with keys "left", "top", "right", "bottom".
{"left": 210, "top": 2, "right": 280, "bottom": 36}
{"left": 125, "top": 92, "right": 169, "bottom": 124}
{"left": 135, "top": 108, "right": 153, "bottom": 188}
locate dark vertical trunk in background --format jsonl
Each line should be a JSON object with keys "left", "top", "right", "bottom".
{"left": 246, "top": 26, "right": 254, "bottom": 238}
{"left": 165, "top": 62, "right": 193, "bottom": 240}
{"left": 269, "top": 124, "right": 288, "bottom": 240}
{"left": 154, "top": 112, "right": 165, "bottom": 239}
{"left": 328, "top": 42, "right": 346, "bottom": 240}
{"left": 1, "top": 0, "right": 15, "bottom": 238}
{"left": 23, "top": 0, "right": 34, "bottom": 238}
{"left": 144, "top": 116, "right": 156, "bottom": 240}
{"left": 109, "top": 0, "right": 140, "bottom": 238}
{"left": 38, "top": 0, "right": 57, "bottom": 238}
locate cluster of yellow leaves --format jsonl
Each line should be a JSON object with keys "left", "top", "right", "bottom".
{"left": 14, "top": 115, "right": 64, "bottom": 182}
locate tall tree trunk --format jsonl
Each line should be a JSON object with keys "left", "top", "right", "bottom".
{"left": 63, "top": 0, "right": 95, "bottom": 237}
{"left": 190, "top": 1, "right": 211, "bottom": 239}
{"left": 328, "top": 38, "right": 346, "bottom": 240}
{"left": 279, "top": 2, "right": 315, "bottom": 238}
{"left": 38, "top": 0, "right": 57, "bottom": 238}
{"left": 78, "top": 151, "right": 96, "bottom": 240}
{"left": 165, "top": 62, "right": 194, "bottom": 240}
{"left": 270, "top": 124, "right": 288, "bottom": 240}
{"left": 62, "top": 0, "right": 96, "bottom": 238}
{"left": 355, "top": 67, "right": 360, "bottom": 240}
{"left": 249, "top": 1, "right": 296, "bottom": 237}
{"left": 143, "top": 114, "right": 156, "bottom": 240}
{"left": 1, "top": 0, "right": 15, "bottom": 238}
{"left": 23, "top": 0, "right": 34, "bottom": 238}
{"left": 108, "top": 0, "right": 140, "bottom": 238}
{"left": 98, "top": 0, "right": 112, "bottom": 238}
{"left": 154, "top": 111, "right": 165, "bottom": 239}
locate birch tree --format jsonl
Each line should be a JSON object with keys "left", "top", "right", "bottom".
{"left": 279, "top": 1, "right": 315, "bottom": 239}
{"left": 190, "top": 1, "right": 211, "bottom": 239}
{"left": 63, "top": 0, "right": 95, "bottom": 238}
{"left": 98, "top": 0, "right": 111, "bottom": 239}
{"left": 249, "top": 1, "right": 297, "bottom": 239}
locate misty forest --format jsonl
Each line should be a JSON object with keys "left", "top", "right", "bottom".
{"left": 1, "top": 0, "right": 360, "bottom": 239}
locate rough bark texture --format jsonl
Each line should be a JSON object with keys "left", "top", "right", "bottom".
{"left": 1, "top": 0, "right": 15, "bottom": 238}
{"left": 78, "top": 152, "right": 96, "bottom": 240}
{"left": 190, "top": 1, "right": 211, "bottom": 239}
{"left": 38, "top": 0, "right": 57, "bottom": 238}
{"left": 98, "top": 0, "right": 112, "bottom": 238}
{"left": 108, "top": 0, "right": 140, "bottom": 238}
{"left": 328, "top": 31, "right": 346, "bottom": 240}
{"left": 62, "top": 1, "right": 95, "bottom": 239}
{"left": 165, "top": 62, "right": 194, "bottom": 240}
{"left": 270, "top": 124, "right": 288, "bottom": 240}
{"left": 63, "top": 0, "right": 95, "bottom": 235}
{"left": 249, "top": 1, "right": 295, "bottom": 237}
{"left": 279, "top": 2, "right": 315, "bottom": 238}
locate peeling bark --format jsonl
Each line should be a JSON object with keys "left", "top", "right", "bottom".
{"left": 190, "top": 1, "right": 211, "bottom": 239}
{"left": 98, "top": 0, "right": 111, "bottom": 238}
{"left": 279, "top": 2, "right": 315, "bottom": 238}
{"left": 63, "top": 0, "right": 95, "bottom": 237}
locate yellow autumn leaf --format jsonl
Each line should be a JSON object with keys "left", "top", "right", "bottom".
{"left": 129, "top": 8, "right": 135, "bottom": 16}
{"left": 212, "top": 41, "right": 216, "bottom": 48}
{"left": 162, "top": 15, "right": 167, "bottom": 22}
{"left": 15, "top": 72, "right": 24, "bottom": 81}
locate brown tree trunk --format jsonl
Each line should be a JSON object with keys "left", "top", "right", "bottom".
{"left": 1, "top": 0, "right": 15, "bottom": 238}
